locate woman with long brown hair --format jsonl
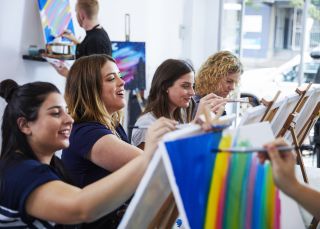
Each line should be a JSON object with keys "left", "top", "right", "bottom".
{"left": 132, "top": 59, "right": 226, "bottom": 149}
{"left": 62, "top": 54, "right": 177, "bottom": 228}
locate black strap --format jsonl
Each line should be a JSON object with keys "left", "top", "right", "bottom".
{"left": 92, "top": 24, "right": 100, "bottom": 30}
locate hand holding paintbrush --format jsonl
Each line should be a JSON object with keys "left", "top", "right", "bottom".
{"left": 195, "top": 104, "right": 228, "bottom": 131}
{"left": 257, "top": 140, "right": 320, "bottom": 219}
{"left": 193, "top": 93, "right": 227, "bottom": 122}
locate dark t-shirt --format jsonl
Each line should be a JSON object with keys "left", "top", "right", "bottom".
{"left": 0, "top": 158, "right": 60, "bottom": 228}
{"left": 61, "top": 121, "right": 129, "bottom": 229}
{"left": 62, "top": 121, "right": 128, "bottom": 187}
{"left": 76, "top": 26, "right": 112, "bottom": 59}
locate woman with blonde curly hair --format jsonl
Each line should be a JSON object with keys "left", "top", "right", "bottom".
{"left": 195, "top": 50, "right": 243, "bottom": 98}
{"left": 192, "top": 51, "right": 243, "bottom": 117}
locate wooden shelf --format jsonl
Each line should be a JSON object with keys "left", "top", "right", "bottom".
{"left": 22, "top": 54, "right": 46, "bottom": 62}
{"left": 22, "top": 54, "right": 75, "bottom": 62}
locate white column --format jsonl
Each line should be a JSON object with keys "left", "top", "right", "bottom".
{"left": 298, "top": 0, "right": 311, "bottom": 85}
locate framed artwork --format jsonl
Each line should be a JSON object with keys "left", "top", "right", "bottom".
{"left": 112, "top": 41, "right": 146, "bottom": 90}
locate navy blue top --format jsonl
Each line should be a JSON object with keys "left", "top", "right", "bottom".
{"left": 0, "top": 158, "right": 60, "bottom": 228}
{"left": 62, "top": 121, "right": 128, "bottom": 188}
{"left": 61, "top": 121, "right": 129, "bottom": 229}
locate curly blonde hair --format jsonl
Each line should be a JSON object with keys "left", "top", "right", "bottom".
{"left": 195, "top": 51, "right": 243, "bottom": 97}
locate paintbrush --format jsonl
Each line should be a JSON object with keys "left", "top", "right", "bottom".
{"left": 227, "top": 97, "right": 252, "bottom": 103}
{"left": 211, "top": 145, "right": 299, "bottom": 153}
{"left": 129, "top": 123, "right": 193, "bottom": 129}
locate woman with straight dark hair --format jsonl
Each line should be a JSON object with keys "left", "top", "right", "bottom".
{"left": 0, "top": 79, "right": 174, "bottom": 228}
{"left": 131, "top": 59, "right": 227, "bottom": 149}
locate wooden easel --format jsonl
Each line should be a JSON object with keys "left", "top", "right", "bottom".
{"left": 239, "top": 91, "right": 282, "bottom": 126}
{"left": 276, "top": 83, "right": 312, "bottom": 183}
{"left": 297, "top": 102, "right": 320, "bottom": 229}
{"left": 273, "top": 83, "right": 320, "bottom": 229}
{"left": 260, "top": 90, "right": 281, "bottom": 122}
{"left": 297, "top": 102, "right": 320, "bottom": 146}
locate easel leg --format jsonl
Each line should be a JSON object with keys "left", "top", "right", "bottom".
{"left": 290, "top": 127, "right": 320, "bottom": 228}
{"left": 290, "top": 126, "right": 309, "bottom": 183}
{"left": 309, "top": 217, "right": 320, "bottom": 229}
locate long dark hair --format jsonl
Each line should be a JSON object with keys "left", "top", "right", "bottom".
{"left": 0, "top": 79, "right": 70, "bottom": 182}
{"left": 143, "top": 59, "right": 195, "bottom": 123}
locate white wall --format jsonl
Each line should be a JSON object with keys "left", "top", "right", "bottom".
{"left": 182, "top": 0, "right": 221, "bottom": 69}
{"left": 0, "top": 0, "right": 221, "bottom": 146}
{"left": 0, "top": 1, "right": 68, "bottom": 148}
{"left": 100, "top": 0, "right": 185, "bottom": 91}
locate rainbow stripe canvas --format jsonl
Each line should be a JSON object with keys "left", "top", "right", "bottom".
{"left": 163, "top": 127, "right": 281, "bottom": 229}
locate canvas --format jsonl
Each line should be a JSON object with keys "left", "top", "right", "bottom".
{"left": 239, "top": 104, "right": 267, "bottom": 126}
{"left": 119, "top": 123, "right": 305, "bottom": 229}
{"left": 37, "top": 0, "right": 75, "bottom": 44}
{"left": 271, "top": 94, "right": 302, "bottom": 137}
{"left": 112, "top": 41, "right": 146, "bottom": 90}
{"left": 284, "top": 87, "right": 320, "bottom": 143}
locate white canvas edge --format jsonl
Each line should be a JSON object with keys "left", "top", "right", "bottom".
{"left": 118, "top": 151, "right": 162, "bottom": 229}
{"left": 160, "top": 141, "right": 191, "bottom": 229}
{"left": 239, "top": 104, "right": 267, "bottom": 126}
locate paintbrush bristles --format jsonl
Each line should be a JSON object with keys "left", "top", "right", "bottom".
{"left": 211, "top": 145, "right": 297, "bottom": 153}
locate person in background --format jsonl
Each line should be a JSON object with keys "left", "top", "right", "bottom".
{"left": 62, "top": 54, "right": 178, "bottom": 228}
{"left": 0, "top": 79, "right": 175, "bottom": 228}
{"left": 259, "top": 138, "right": 320, "bottom": 219}
{"left": 193, "top": 50, "right": 243, "bottom": 117}
{"left": 53, "top": 0, "right": 112, "bottom": 77}
{"left": 131, "top": 59, "right": 227, "bottom": 149}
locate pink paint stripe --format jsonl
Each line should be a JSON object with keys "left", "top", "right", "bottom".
{"left": 46, "top": 1, "right": 60, "bottom": 24}
{"left": 57, "top": 14, "right": 71, "bottom": 35}
{"left": 274, "top": 189, "right": 281, "bottom": 229}
{"left": 56, "top": 6, "right": 71, "bottom": 33}
{"left": 245, "top": 155, "right": 257, "bottom": 228}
